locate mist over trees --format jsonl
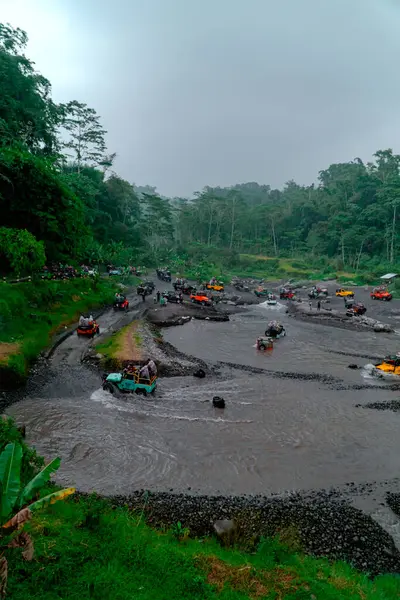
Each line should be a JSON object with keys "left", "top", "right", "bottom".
{"left": 1, "top": 22, "right": 400, "bottom": 274}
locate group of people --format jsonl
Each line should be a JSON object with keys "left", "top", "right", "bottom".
{"left": 79, "top": 314, "right": 94, "bottom": 328}
{"left": 115, "top": 292, "right": 126, "bottom": 303}
{"left": 124, "top": 358, "right": 157, "bottom": 382}
{"left": 153, "top": 290, "right": 169, "bottom": 306}
{"left": 266, "top": 320, "right": 285, "bottom": 338}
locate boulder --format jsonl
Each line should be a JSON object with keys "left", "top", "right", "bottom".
{"left": 193, "top": 369, "right": 205, "bottom": 378}
{"left": 213, "top": 519, "right": 236, "bottom": 537}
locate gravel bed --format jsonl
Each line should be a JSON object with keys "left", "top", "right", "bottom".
{"left": 101, "top": 490, "right": 400, "bottom": 576}
{"left": 356, "top": 400, "right": 400, "bottom": 412}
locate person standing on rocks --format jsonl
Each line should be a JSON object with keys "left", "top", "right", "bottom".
{"left": 317, "top": 300, "right": 321, "bottom": 311}
{"left": 309, "top": 301, "right": 312, "bottom": 311}
{"left": 156, "top": 290, "right": 161, "bottom": 303}
{"left": 147, "top": 358, "right": 157, "bottom": 378}
{"left": 139, "top": 363, "right": 150, "bottom": 382}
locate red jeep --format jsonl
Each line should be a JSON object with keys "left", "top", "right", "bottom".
{"left": 370, "top": 287, "right": 392, "bottom": 301}
{"left": 279, "top": 288, "right": 295, "bottom": 300}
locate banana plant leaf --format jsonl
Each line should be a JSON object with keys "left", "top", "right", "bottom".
{"left": 0, "top": 443, "right": 22, "bottom": 519}
{"left": 27, "top": 487, "right": 75, "bottom": 512}
{"left": 2, "top": 508, "right": 31, "bottom": 531}
{"left": 0, "top": 555, "right": 7, "bottom": 598}
{"left": 18, "top": 456, "right": 61, "bottom": 508}
{"left": 8, "top": 531, "right": 34, "bottom": 561}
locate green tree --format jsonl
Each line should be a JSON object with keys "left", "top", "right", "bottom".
{"left": 0, "top": 23, "right": 60, "bottom": 154}
{"left": 61, "top": 101, "right": 107, "bottom": 171}
{"left": 0, "top": 228, "right": 45, "bottom": 275}
{"left": 0, "top": 146, "right": 87, "bottom": 260}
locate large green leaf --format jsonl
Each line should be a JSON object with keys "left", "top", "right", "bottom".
{"left": 0, "top": 443, "right": 22, "bottom": 519}
{"left": 19, "top": 456, "right": 61, "bottom": 508}
{"left": 27, "top": 487, "right": 75, "bottom": 512}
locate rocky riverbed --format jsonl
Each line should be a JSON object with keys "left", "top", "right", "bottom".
{"left": 101, "top": 489, "right": 400, "bottom": 576}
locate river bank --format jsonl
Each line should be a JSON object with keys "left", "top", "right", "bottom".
{"left": 8, "top": 487, "right": 400, "bottom": 599}
{"left": 0, "top": 277, "right": 122, "bottom": 387}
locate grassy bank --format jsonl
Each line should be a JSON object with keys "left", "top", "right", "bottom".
{"left": 170, "top": 250, "right": 394, "bottom": 286}
{"left": 95, "top": 319, "right": 143, "bottom": 369}
{"left": 0, "top": 277, "right": 119, "bottom": 385}
{"left": 0, "top": 421, "right": 399, "bottom": 599}
{"left": 7, "top": 494, "right": 400, "bottom": 600}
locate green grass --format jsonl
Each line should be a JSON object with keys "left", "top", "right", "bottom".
{"left": 1, "top": 418, "right": 399, "bottom": 600}
{"left": 95, "top": 320, "right": 143, "bottom": 369}
{"left": 4, "top": 493, "right": 399, "bottom": 600}
{"left": 0, "top": 277, "right": 119, "bottom": 385}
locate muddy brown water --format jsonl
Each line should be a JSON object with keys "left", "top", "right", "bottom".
{"left": 4, "top": 281, "right": 400, "bottom": 544}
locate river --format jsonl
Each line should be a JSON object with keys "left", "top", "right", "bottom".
{"left": 5, "top": 296, "right": 400, "bottom": 500}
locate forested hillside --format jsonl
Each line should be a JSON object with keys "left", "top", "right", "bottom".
{"left": 2, "top": 22, "right": 400, "bottom": 276}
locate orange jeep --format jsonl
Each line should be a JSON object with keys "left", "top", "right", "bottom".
{"left": 190, "top": 292, "right": 212, "bottom": 306}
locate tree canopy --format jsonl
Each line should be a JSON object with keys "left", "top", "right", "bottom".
{"left": 2, "top": 20, "right": 400, "bottom": 275}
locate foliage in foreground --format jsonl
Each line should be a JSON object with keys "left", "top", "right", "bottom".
{"left": 0, "top": 442, "right": 74, "bottom": 596}
{"left": 3, "top": 492, "right": 399, "bottom": 600}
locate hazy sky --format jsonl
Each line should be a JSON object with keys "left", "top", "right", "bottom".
{"left": 2, "top": 0, "right": 400, "bottom": 196}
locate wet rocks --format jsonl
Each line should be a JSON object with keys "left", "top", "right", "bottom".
{"left": 107, "top": 490, "right": 400, "bottom": 576}
{"left": 213, "top": 519, "right": 236, "bottom": 545}
{"left": 193, "top": 369, "right": 205, "bottom": 378}
{"left": 387, "top": 493, "right": 400, "bottom": 519}
{"left": 357, "top": 400, "right": 400, "bottom": 412}
{"left": 288, "top": 300, "right": 393, "bottom": 333}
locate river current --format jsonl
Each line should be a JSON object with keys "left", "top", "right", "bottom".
{"left": 6, "top": 300, "right": 400, "bottom": 501}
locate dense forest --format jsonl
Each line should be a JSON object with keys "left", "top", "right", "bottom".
{"left": 2, "top": 22, "right": 400, "bottom": 276}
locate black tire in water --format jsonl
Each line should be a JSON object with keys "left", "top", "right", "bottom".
{"left": 213, "top": 396, "right": 225, "bottom": 409}
{"left": 103, "top": 383, "right": 115, "bottom": 394}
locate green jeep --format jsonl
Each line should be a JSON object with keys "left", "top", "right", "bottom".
{"left": 102, "top": 371, "right": 157, "bottom": 396}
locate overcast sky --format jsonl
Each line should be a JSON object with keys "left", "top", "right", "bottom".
{"left": 2, "top": 0, "right": 400, "bottom": 196}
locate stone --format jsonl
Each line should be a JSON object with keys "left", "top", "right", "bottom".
{"left": 193, "top": 369, "right": 206, "bottom": 378}
{"left": 213, "top": 519, "right": 236, "bottom": 537}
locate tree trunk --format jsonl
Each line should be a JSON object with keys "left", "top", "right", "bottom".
{"left": 229, "top": 200, "right": 236, "bottom": 250}
{"left": 390, "top": 202, "right": 397, "bottom": 263}
{"left": 355, "top": 239, "right": 364, "bottom": 272}
{"left": 341, "top": 233, "right": 345, "bottom": 265}
{"left": 207, "top": 208, "right": 213, "bottom": 246}
{"left": 271, "top": 218, "right": 278, "bottom": 256}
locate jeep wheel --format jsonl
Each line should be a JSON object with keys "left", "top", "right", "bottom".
{"left": 103, "top": 383, "right": 115, "bottom": 394}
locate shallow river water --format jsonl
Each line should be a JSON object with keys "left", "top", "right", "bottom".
{"left": 6, "top": 301, "right": 400, "bottom": 501}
